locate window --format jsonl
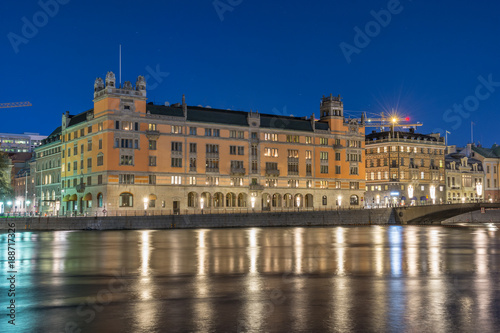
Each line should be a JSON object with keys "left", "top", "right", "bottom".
{"left": 264, "top": 148, "right": 278, "bottom": 157}
{"left": 305, "top": 150, "right": 312, "bottom": 160}
{"left": 87, "top": 158, "right": 92, "bottom": 168}
{"left": 87, "top": 176, "right": 92, "bottom": 186}
{"left": 148, "top": 123, "right": 157, "bottom": 131}
{"left": 320, "top": 165, "right": 328, "bottom": 173}
{"left": 189, "top": 143, "right": 197, "bottom": 153}
{"left": 87, "top": 140, "right": 92, "bottom": 151}
{"left": 251, "top": 160, "right": 258, "bottom": 173}
{"left": 322, "top": 196, "right": 327, "bottom": 205}
{"left": 119, "top": 174, "right": 134, "bottom": 184}
{"left": 119, "top": 193, "right": 133, "bottom": 207}
{"left": 171, "top": 158, "right": 182, "bottom": 167}
{"left": 98, "top": 175, "right": 103, "bottom": 185}
{"left": 320, "top": 152, "right": 328, "bottom": 160}
{"left": 266, "top": 179, "right": 278, "bottom": 187}
{"left": 190, "top": 158, "right": 196, "bottom": 170}
{"left": 73, "top": 145, "right": 78, "bottom": 155}
{"left": 251, "top": 145, "right": 258, "bottom": 156}
{"left": 97, "top": 153, "right": 104, "bottom": 166}
{"left": 206, "top": 144, "right": 219, "bottom": 154}
{"left": 335, "top": 152, "right": 341, "bottom": 161}
{"left": 171, "top": 142, "right": 182, "bottom": 152}
{"left": 319, "top": 137, "right": 328, "bottom": 145}
{"left": 97, "top": 193, "right": 103, "bottom": 207}
{"left": 213, "top": 129, "right": 220, "bottom": 137}
{"left": 350, "top": 182, "right": 359, "bottom": 190}
{"left": 238, "top": 146, "right": 244, "bottom": 155}
{"left": 73, "top": 161, "right": 78, "bottom": 171}
{"left": 88, "top": 125, "right": 92, "bottom": 134}
{"left": 171, "top": 176, "right": 182, "bottom": 184}
{"left": 206, "top": 159, "right": 219, "bottom": 170}
{"left": 189, "top": 176, "right": 196, "bottom": 185}
{"left": 205, "top": 128, "right": 212, "bottom": 136}
{"left": 115, "top": 121, "right": 120, "bottom": 130}
{"left": 206, "top": 177, "right": 219, "bottom": 185}
{"left": 99, "top": 139, "right": 102, "bottom": 150}
{"left": 149, "top": 156, "right": 157, "bottom": 166}
{"left": 421, "top": 171, "right": 425, "bottom": 179}
{"left": 305, "top": 136, "right": 312, "bottom": 144}
{"left": 286, "top": 135, "right": 299, "bottom": 143}
{"left": 288, "top": 179, "right": 299, "bottom": 188}
{"left": 350, "top": 166, "right": 358, "bottom": 175}
{"left": 120, "top": 155, "right": 133, "bottom": 165}
{"left": 121, "top": 121, "right": 133, "bottom": 131}
{"left": 171, "top": 125, "right": 182, "bottom": 134}
{"left": 320, "top": 181, "right": 328, "bottom": 189}
{"left": 335, "top": 166, "right": 341, "bottom": 174}
{"left": 149, "top": 175, "right": 156, "bottom": 184}
{"left": 231, "top": 178, "right": 243, "bottom": 186}
{"left": 264, "top": 133, "right": 278, "bottom": 141}
{"left": 189, "top": 127, "right": 197, "bottom": 135}
{"left": 98, "top": 122, "right": 103, "bottom": 131}
{"left": 230, "top": 146, "right": 237, "bottom": 155}
{"left": 149, "top": 140, "right": 157, "bottom": 150}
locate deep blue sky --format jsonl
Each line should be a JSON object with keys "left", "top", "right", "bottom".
{"left": 1, "top": 0, "right": 499, "bottom": 147}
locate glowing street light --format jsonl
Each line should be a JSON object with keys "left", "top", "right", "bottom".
{"left": 296, "top": 196, "right": 301, "bottom": 208}
{"left": 476, "top": 182, "right": 483, "bottom": 202}
{"left": 250, "top": 196, "right": 255, "bottom": 208}
{"left": 143, "top": 197, "right": 148, "bottom": 210}
{"left": 200, "top": 197, "right": 204, "bottom": 210}
{"left": 337, "top": 195, "right": 342, "bottom": 207}
{"left": 430, "top": 186, "right": 436, "bottom": 204}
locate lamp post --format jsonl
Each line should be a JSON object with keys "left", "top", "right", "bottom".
{"left": 250, "top": 196, "right": 255, "bottom": 209}
{"left": 200, "top": 197, "right": 204, "bottom": 213}
{"left": 143, "top": 197, "right": 148, "bottom": 212}
{"left": 337, "top": 195, "right": 342, "bottom": 208}
{"left": 408, "top": 185, "right": 414, "bottom": 206}
{"left": 296, "top": 196, "right": 300, "bottom": 211}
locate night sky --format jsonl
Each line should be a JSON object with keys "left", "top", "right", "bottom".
{"left": 1, "top": 0, "right": 499, "bottom": 147}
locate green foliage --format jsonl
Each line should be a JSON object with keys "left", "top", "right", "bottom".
{"left": 0, "top": 152, "right": 13, "bottom": 200}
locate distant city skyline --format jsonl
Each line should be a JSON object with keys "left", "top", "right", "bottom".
{"left": 1, "top": 0, "right": 499, "bottom": 147}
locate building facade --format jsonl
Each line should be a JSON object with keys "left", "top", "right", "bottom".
{"left": 0, "top": 132, "right": 46, "bottom": 153}
{"left": 33, "top": 127, "right": 62, "bottom": 215}
{"left": 444, "top": 147, "right": 484, "bottom": 203}
{"left": 365, "top": 128, "right": 446, "bottom": 207}
{"left": 60, "top": 72, "right": 366, "bottom": 215}
{"left": 470, "top": 144, "right": 500, "bottom": 202}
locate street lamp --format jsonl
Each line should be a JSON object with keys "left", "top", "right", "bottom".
{"left": 337, "top": 195, "right": 342, "bottom": 207}
{"left": 200, "top": 197, "right": 204, "bottom": 210}
{"left": 143, "top": 197, "right": 148, "bottom": 211}
{"left": 430, "top": 186, "right": 436, "bottom": 205}
{"left": 296, "top": 196, "right": 301, "bottom": 210}
{"left": 7, "top": 201, "right": 12, "bottom": 213}
{"left": 250, "top": 196, "right": 255, "bottom": 209}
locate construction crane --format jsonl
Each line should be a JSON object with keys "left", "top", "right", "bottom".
{"left": 364, "top": 111, "right": 423, "bottom": 132}
{"left": 0, "top": 101, "right": 32, "bottom": 108}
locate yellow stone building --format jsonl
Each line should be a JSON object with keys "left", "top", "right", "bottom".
{"left": 60, "top": 72, "right": 366, "bottom": 215}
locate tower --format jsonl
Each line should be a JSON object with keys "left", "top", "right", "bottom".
{"left": 319, "top": 94, "right": 344, "bottom": 132}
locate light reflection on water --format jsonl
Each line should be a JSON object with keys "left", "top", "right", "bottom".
{"left": 0, "top": 226, "right": 499, "bottom": 333}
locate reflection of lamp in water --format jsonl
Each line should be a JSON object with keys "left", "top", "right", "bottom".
{"left": 430, "top": 185, "right": 436, "bottom": 204}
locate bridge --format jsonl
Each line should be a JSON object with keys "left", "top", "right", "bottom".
{"left": 393, "top": 203, "right": 500, "bottom": 224}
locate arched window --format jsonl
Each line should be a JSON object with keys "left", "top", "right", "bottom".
{"left": 350, "top": 195, "right": 359, "bottom": 206}
{"left": 226, "top": 193, "right": 236, "bottom": 207}
{"left": 237, "top": 193, "right": 247, "bottom": 207}
{"left": 188, "top": 192, "right": 197, "bottom": 208}
{"left": 119, "top": 192, "right": 133, "bottom": 207}
{"left": 322, "top": 195, "right": 327, "bottom": 206}
{"left": 97, "top": 193, "right": 103, "bottom": 207}
{"left": 214, "top": 192, "right": 224, "bottom": 208}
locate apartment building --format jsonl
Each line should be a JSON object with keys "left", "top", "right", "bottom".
{"left": 365, "top": 128, "right": 446, "bottom": 206}
{"left": 470, "top": 144, "right": 500, "bottom": 202}
{"left": 60, "top": 71, "right": 365, "bottom": 215}
{"left": 444, "top": 147, "right": 484, "bottom": 203}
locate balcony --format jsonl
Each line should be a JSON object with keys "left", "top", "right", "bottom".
{"left": 146, "top": 130, "right": 160, "bottom": 139}
{"left": 429, "top": 165, "right": 439, "bottom": 170}
{"left": 265, "top": 169, "right": 280, "bottom": 176}
{"left": 206, "top": 152, "right": 219, "bottom": 159}
{"left": 76, "top": 183, "right": 85, "bottom": 193}
{"left": 333, "top": 143, "right": 344, "bottom": 150}
{"left": 230, "top": 167, "right": 246, "bottom": 176}
{"left": 206, "top": 167, "right": 219, "bottom": 173}
{"left": 249, "top": 184, "right": 264, "bottom": 191}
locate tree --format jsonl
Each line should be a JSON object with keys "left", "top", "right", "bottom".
{"left": 0, "top": 152, "right": 13, "bottom": 202}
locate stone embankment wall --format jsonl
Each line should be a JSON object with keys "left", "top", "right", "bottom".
{"left": 0, "top": 208, "right": 396, "bottom": 231}
{"left": 441, "top": 209, "right": 500, "bottom": 223}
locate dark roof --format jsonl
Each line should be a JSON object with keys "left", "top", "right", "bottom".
{"left": 472, "top": 145, "right": 500, "bottom": 158}
{"left": 445, "top": 153, "right": 483, "bottom": 171}
{"left": 366, "top": 130, "right": 442, "bottom": 142}
{"left": 68, "top": 109, "right": 93, "bottom": 127}
{"left": 47, "top": 126, "right": 61, "bottom": 138}
{"left": 147, "top": 103, "right": 319, "bottom": 132}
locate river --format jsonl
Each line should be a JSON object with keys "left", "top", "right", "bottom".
{"left": 1, "top": 226, "right": 500, "bottom": 332}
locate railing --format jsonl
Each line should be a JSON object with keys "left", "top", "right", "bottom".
{"left": 206, "top": 152, "right": 219, "bottom": 159}
{"left": 75, "top": 183, "right": 85, "bottom": 193}
{"left": 206, "top": 167, "right": 219, "bottom": 173}
{"left": 249, "top": 184, "right": 264, "bottom": 191}
{"left": 265, "top": 169, "right": 280, "bottom": 176}
{"left": 230, "top": 167, "right": 246, "bottom": 175}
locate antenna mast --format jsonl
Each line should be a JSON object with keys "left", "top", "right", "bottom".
{"left": 119, "top": 44, "right": 122, "bottom": 88}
